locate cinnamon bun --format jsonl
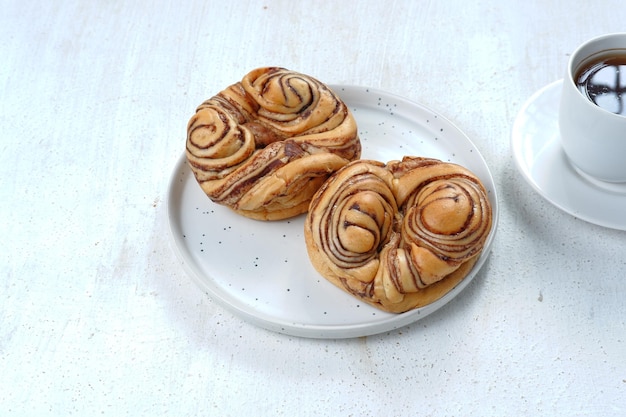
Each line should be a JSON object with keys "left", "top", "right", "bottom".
{"left": 304, "top": 157, "right": 493, "bottom": 313}
{"left": 186, "top": 67, "right": 361, "bottom": 220}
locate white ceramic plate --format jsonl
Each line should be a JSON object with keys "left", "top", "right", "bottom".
{"left": 511, "top": 80, "right": 626, "bottom": 231}
{"left": 167, "top": 85, "right": 499, "bottom": 338}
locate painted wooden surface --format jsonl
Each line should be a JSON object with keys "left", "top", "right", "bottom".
{"left": 1, "top": 0, "right": 625, "bottom": 415}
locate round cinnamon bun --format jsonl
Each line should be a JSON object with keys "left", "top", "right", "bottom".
{"left": 185, "top": 67, "right": 361, "bottom": 220}
{"left": 304, "top": 157, "right": 493, "bottom": 313}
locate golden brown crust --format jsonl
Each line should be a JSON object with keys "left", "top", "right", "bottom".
{"left": 186, "top": 67, "right": 361, "bottom": 220}
{"left": 304, "top": 157, "right": 493, "bottom": 313}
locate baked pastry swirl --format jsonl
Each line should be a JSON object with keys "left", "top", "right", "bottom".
{"left": 186, "top": 67, "right": 361, "bottom": 220}
{"left": 304, "top": 157, "right": 493, "bottom": 313}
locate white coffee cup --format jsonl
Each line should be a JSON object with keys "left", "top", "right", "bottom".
{"left": 559, "top": 33, "right": 626, "bottom": 183}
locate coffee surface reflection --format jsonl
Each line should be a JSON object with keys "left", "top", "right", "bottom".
{"left": 575, "top": 52, "right": 626, "bottom": 116}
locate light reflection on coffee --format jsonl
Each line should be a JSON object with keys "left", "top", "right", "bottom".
{"left": 575, "top": 51, "right": 626, "bottom": 116}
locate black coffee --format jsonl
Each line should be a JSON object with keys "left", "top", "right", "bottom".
{"left": 575, "top": 51, "right": 626, "bottom": 116}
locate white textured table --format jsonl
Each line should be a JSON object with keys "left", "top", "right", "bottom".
{"left": 2, "top": 1, "right": 625, "bottom": 415}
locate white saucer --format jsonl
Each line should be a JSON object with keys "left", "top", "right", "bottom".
{"left": 168, "top": 85, "right": 498, "bottom": 339}
{"left": 511, "top": 80, "right": 626, "bottom": 231}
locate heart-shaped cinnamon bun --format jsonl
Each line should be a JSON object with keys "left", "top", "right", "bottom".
{"left": 304, "top": 157, "right": 493, "bottom": 313}
{"left": 186, "top": 67, "right": 361, "bottom": 220}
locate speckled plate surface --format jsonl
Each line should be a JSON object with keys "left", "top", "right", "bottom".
{"left": 167, "top": 85, "right": 498, "bottom": 339}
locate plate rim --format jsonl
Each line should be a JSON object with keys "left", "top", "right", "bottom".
{"left": 168, "top": 84, "right": 499, "bottom": 338}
